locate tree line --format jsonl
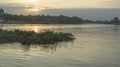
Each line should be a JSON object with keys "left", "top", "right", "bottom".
{"left": 0, "top": 8, "right": 120, "bottom": 24}
{"left": 0, "top": 8, "right": 82, "bottom": 24}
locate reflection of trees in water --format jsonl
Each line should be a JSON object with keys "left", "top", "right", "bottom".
{"left": 114, "top": 25, "right": 119, "bottom": 32}
{"left": 22, "top": 45, "right": 31, "bottom": 52}
{"left": 42, "top": 44, "right": 58, "bottom": 53}
{"left": 21, "top": 44, "right": 58, "bottom": 53}
{"left": 0, "top": 42, "right": 74, "bottom": 54}
{"left": 21, "top": 41, "right": 74, "bottom": 53}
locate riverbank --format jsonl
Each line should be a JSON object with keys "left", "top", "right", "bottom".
{"left": 0, "top": 29, "right": 75, "bottom": 45}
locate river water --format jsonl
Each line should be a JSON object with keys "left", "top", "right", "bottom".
{"left": 0, "top": 24, "right": 120, "bottom": 67}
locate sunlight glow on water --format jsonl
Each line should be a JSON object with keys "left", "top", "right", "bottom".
{"left": 33, "top": 26, "right": 44, "bottom": 33}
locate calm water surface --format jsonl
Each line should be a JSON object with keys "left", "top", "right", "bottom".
{"left": 0, "top": 24, "right": 120, "bottom": 67}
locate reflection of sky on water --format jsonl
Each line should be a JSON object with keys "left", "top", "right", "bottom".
{"left": 0, "top": 24, "right": 117, "bottom": 32}
{"left": 0, "top": 42, "right": 74, "bottom": 61}
{"left": 0, "top": 24, "right": 120, "bottom": 67}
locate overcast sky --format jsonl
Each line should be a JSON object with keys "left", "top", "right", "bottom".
{"left": 0, "top": 0, "right": 120, "bottom": 8}
{"left": 0, "top": 0, "right": 120, "bottom": 15}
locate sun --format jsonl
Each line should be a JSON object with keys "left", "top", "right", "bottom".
{"left": 31, "top": 8, "right": 39, "bottom": 11}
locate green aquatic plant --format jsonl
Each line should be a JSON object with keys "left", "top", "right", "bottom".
{"left": 0, "top": 29, "right": 75, "bottom": 45}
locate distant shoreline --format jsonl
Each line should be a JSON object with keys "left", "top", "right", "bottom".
{"left": 0, "top": 8, "right": 120, "bottom": 25}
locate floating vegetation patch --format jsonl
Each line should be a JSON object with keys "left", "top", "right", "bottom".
{"left": 0, "top": 29, "right": 75, "bottom": 45}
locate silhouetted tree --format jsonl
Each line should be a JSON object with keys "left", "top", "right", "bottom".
{"left": 113, "top": 17, "right": 120, "bottom": 25}
{"left": 0, "top": 8, "right": 5, "bottom": 22}
{"left": 0, "top": 8, "right": 4, "bottom": 14}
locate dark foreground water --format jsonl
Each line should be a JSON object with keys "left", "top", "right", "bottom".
{"left": 0, "top": 24, "right": 120, "bottom": 67}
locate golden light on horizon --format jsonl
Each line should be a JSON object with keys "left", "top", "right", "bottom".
{"left": 24, "top": 6, "right": 42, "bottom": 15}
{"left": 31, "top": 8, "right": 39, "bottom": 12}
{"left": 25, "top": 6, "right": 46, "bottom": 12}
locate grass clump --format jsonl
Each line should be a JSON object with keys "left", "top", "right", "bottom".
{"left": 0, "top": 29, "right": 75, "bottom": 45}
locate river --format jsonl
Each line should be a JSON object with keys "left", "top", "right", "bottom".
{"left": 0, "top": 24, "right": 120, "bottom": 67}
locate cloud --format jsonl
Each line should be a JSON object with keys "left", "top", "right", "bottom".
{"left": 0, "top": 3, "right": 46, "bottom": 15}
{"left": 98, "top": 0, "right": 120, "bottom": 8}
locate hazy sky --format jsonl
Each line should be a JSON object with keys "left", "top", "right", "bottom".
{"left": 0, "top": 0, "right": 120, "bottom": 16}
{"left": 0, "top": 0, "right": 120, "bottom": 9}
